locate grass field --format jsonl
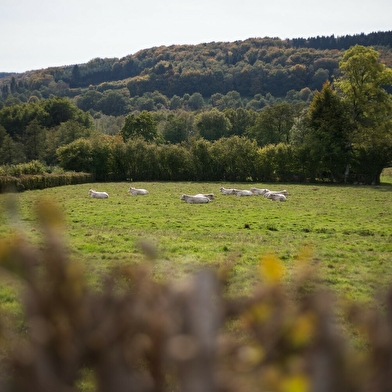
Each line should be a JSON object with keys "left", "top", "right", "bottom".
{"left": 1, "top": 176, "right": 391, "bottom": 308}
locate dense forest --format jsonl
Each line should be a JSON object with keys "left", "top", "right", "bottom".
{"left": 1, "top": 31, "right": 392, "bottom": 113}
{"left": 0, "top": 31, "right": 391, "bottom": 185}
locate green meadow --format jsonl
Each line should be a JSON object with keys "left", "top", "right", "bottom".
{"left": 1, "top": 174, "right": 391, "bottom": 307}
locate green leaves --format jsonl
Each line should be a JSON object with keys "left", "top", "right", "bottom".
{"left": 335, "top": 45, "right": 392, "bottom": 183}
{"left": 120, "top": 111, "right": 158, "bottom": 142}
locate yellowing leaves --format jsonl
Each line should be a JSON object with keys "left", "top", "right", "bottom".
{"left": 260, "top": 253, "right": 285, "bottom": 283}
{"left": 290, "top": 312, "right": 316, "bottom": 347}
{"left": 281, "top": 374, "right": 310, "bottom": 392}
{"left": 243, "top": 302, "right": 273, "bottom": 326}
{"left": 0, "top": 233, "right": 29, "bottom": 279}
{"left": 35, "top": 197, "right": 65, "bottom": 231}
{"left": 237, "top": 344, "right": 265, "bottom": 370}
{"left": 262, "top": 367, "right": 310, "bottom": 392}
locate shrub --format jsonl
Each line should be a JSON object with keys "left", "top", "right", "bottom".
{"left": 0, "top": 172, "right": 93, "bottom": 193}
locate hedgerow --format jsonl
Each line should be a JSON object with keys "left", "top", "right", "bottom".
{"left": 0, "top": 173, "right": 93, "bottom": 193}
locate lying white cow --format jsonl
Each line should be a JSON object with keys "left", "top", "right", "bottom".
{"left": 219, "top": 187, "right": 237, "bottom": 195}
{"left": 263, "top": 189, "right": 288, "bottom": 197}
{"left": 181, "top": 194, "right": 210, "bottom": 204}
{"left": 264, "top": 192, "right": 287, "bottom": 201}
{"left": 250, "top": 187, "right": 269, "bottom": 195}
{"left": 234, "top": 189, "right": 253, "bottom": 197}
{"left": 88, "top": 189, "right": 109, "bottom": 199}
{"left": 128, "top": 187, "right": 149, "bottom": 195}
{"left": 195, "top": 193, "right": 215, "bottom": 200}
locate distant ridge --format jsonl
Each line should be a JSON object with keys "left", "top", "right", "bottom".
{"left": 0, "top": 72, "right": 14, "bottom": 80}
{"left": 291, "top": 30, "right": 392, "bottom": 50}
{"left": 1, "top": 30, "right": 392, "bottom": 112}
{"left": 2, "top": 30, "right": 392, "bottom": 76}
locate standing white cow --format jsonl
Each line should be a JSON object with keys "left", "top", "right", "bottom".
{"left": 128, "top": 187, "right": 149, "bottom": 195}
{"left": 88, "top": 189, "right": 109, "bottom": 198}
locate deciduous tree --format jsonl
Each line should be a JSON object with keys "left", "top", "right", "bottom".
{"left": 195, "top": 109, "right": 232, "bottom": 141}
{"left": 246, "top": 102, "right": 295, "bottom": 146}
{"left": 306, "top": 81, "right": 351, "bottom": 181}
{"left": 335, "top": 45, "right": 392, "bottom": 183}
{"left": 120, "top": 111, "right": 158, "bottom": 142}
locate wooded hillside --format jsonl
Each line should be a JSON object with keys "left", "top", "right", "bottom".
{"left": 1, "top": 31, "right": 392, "bottom": 115}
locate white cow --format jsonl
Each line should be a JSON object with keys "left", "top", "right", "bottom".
{"left": 234, "top": 189, "right": 253, "bottom": 197}
{"left": 250, "top": 187, "right": 269, "bottom": 195}
{"left": 88, "top": 189, "right": 109, "bottom": 199}
{"left": 263, "top": 190, "right": 288, "bottom": 197}
{"left": 264, "top": 192, "right": 287, "bottom": 201}
{"left": 195, "top": 193, "right": 215, "bottom": 200}
{"left": 181, "top": 194, "right": 210, "bottom": 204}
{"left": 128, "top": 187, "right": 149, "bottom": 195}
{"left": 219, "top": 187, "right": 238, "bottom": 195}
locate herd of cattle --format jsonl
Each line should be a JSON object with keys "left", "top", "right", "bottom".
{"left": 88, "top": 186, "right": 288, "bottom": 203}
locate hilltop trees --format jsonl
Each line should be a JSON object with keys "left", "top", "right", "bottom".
{"left": 1, "top": 32, "right": 392, "bottom": 111}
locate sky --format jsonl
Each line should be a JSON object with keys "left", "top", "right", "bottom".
{"left": 1, "top": 0, "right": 391, "bottom": 73}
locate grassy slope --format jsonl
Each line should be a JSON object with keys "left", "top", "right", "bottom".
{"left": 1, "top": 180, "right": 391, "bottom": 305}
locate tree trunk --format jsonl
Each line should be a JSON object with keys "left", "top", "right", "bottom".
{"left": 344, "top": 163, "right": 350, "bottom": 184}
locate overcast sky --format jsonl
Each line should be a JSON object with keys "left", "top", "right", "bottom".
{"left": 1, "top": 0, "right": 391, "bottom": 73}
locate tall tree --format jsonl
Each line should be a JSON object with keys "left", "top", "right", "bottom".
{"left": 120, "top": 111, "right": 158, "bottom": 142}
{"left": 224, "top": 107, "right": 257, "bottom": 137}
{"left": 335, "top": 45, "right": 392, "bottom": 184}
{"left": 195, "top": 109, "right": 232, "bottom": 141}
{"left": 24, "top": 119, "right": 45, "bottom": 161}
{"left": 246, "top": 102, "right": 295, "bottom": 147}
{"left": 162, "top": 113, "right": 189, "bottom": 144}
{"left": 188, "top": 92, "right": 205, "bottom": 110}
{"left": 210, "top": 136, "right": 258, "bottom": 181}
{"left": 56, "top": 138, "right": 93, "bottom": 173}
{"left": 306, "top": 81, "right": 351, "bottom": 181}
{"left": 0, "top": 134, "right": 26, "bottom": 164}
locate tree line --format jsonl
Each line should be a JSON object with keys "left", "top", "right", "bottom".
{"left": 291, "top": 30, "right": 392, "bottom": 50}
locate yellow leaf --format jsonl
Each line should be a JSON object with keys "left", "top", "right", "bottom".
{"left": 281, "top": 374, "right": 310, "bottom": 392}
{"left": 290, "top": 313, "right": 316, "bottom": 347}
{"left": 260, "top": 253, "right": 285, "bottom": 283}
{"left": 35, "top": 198, "right": 64, "bottom": 231}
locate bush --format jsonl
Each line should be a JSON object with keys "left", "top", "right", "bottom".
{"left": 7, "top": 160, "right": 47, "bottom": 176}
